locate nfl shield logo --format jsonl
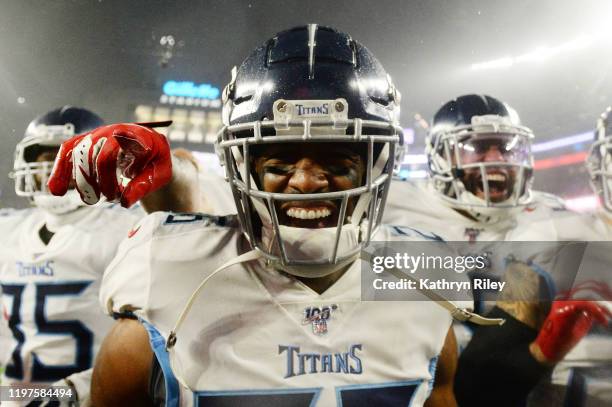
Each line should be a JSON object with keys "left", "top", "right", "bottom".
{"left": 302, "top": 304, "right": 338, "bottom": 335}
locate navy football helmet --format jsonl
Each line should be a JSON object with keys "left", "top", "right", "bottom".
{"left": 587, "top": 106, "right": 612, "bottom": 211}
{"left": 217, "top": 24, "right": 402, "bottom": 276}
{"left": 11, "top": 106, "right": 103, "bottom": 204}
{"left": 426, "top": 94, "right": 534, "bottom": 213}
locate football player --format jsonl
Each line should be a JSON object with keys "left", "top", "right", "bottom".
{"left": 585, "top": 106, "right": 612, "bottom": 236}
{"left": 46, "top": 25, "right": 491, "bottom": 407}
{"left": 449, "top": 105, "right": 612, "bottom": 406}
{"left": 518, "top": 107, "right": 612, "bottom": 406}
{"left": 385, "top": 93, "right": 567, "bottom": 241}
{"left": 384, "top": 95, "right": 568, "bottom": 354}
{"left": 0, "top": 106, "right": 143, "bottom": 404}
{"left": 379, "top": 95, "right": 610, "bottom": 406}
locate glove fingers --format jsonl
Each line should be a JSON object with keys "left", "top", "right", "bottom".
{"left": 95, "top": 136, "right": 122, "bottom": 202}
{"left": 114, "top": 133, "right": 150, "bottom": 179}
{"left": 48, "top": 134, "right": 85, "bottom": 196}
{"left": 120, "top": 152, "right": 173, "bottom": 208}
{"left": 573, "top": 301, "right": 611, "bottom": 326}
{"left": 73, "top": 134, "right": 104, "bottom": 205}
{"left": 591, "top": 304, "right": 611, "bottom": 326}
{"left": 119, "top": 162, "right": 155, "bottom": 208}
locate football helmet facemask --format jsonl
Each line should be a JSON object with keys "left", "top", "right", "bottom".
{"left": 587, "top": 106, "right": 612, "bottom": 212}
{"left": 217, "top": 24, "right": 402, "bottom": 277}
{"left": 11, "top": 106, "right": 104, "bottom": 213}
{"left": 426, "top": 94, "right": 534, "bottom": 218}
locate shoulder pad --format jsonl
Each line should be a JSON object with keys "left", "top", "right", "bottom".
{"left": 0, "top": 208, "right": 18, "bottom": 217}
{"left": 100, "top": 211, "right": 241, "bottom": 320}
{"left": 530, "top": 191, "right": 567, "bottom": 212}
{"left": 108, "top": 211, "right": 238, "bottom": 242}
{"left": 162, "top": 212, "right": 239, "bottom": 227}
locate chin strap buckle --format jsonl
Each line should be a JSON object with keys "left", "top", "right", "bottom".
{"left": 450, "top": 307, "right": 505, "bottom": 326}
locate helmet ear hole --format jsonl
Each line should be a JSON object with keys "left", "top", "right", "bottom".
{"left": 23, "top": 145, "right": 42, "bottom": 163}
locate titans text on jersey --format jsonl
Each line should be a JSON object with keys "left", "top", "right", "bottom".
{"left": 100, "top": 211, "right": 456, "bottom": 407}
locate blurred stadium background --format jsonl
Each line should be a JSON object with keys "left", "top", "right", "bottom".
{"left": 1, "top": 0, "right": 610, "bottom": 211}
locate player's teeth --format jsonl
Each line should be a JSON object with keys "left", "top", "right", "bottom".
{"left": 286, "top": 208, "right": 331, "bottom": 219}
{"left": 488, "top": 174, "right": 505, "bottom": 181}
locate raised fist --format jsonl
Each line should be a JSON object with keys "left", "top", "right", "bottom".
{"left": 48, "top": 122, "right": 172, "bottom": 207}
{"left": 533, "top": 297, "right": 611, "bottom": 363}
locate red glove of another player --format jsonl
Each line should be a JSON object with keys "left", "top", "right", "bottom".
{"left": 48, "top": 123, "right": 172, "bottom": 208}
{"left": 534, "top": 300, "right": 611, "bottom": 363}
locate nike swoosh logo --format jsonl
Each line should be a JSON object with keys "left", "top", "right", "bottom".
{"left": 128, "top": 226, "right": 141, "bottom": 238}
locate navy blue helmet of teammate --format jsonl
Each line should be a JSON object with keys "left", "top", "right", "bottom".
{"left": 426, "top": 94, "right": 534, "bottom": 212}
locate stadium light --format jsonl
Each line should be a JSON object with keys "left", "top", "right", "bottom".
{"left": 471, "top": 34, "right": 595, "bottom": 71}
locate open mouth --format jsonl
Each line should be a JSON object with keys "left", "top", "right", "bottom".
{"left": 279, "top": 201, "right": 339, "bottom": 228}
{"left": 476, "top": 171, "right": 511, "bottom": 201}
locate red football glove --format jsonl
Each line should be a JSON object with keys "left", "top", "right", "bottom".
{"left": 534, "top": 300, "right": 611, "bottom": 363}
{"left": 48, "top": 123, "right": 172, "bottom": 208}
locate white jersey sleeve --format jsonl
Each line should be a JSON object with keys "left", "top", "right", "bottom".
{"left": 100, "top": 211, "right": 241, "bottom": 329}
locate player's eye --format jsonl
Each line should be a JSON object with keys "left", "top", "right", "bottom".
{"left": 264, "top": 165, "right": 291, "bottom": 175}
{"left": 328, "top": 165, "right": 351, "bottom": 176}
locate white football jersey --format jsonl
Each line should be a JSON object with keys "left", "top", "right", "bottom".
{"left": 541, "top": 208, "right": 612, "bottom": 241}
{"left": 101, "top": 212, "right": 455, "bottom": 407}
{"left": 0, "top": 204, "right": 141, "bottom": 386}
{"left": 384, "top": 179, "right": 573, "bottom": 242}
{"left": 385, "top": 179, "right": 568, "bottom": 347}
{"left": 195, "top": 154, "right": 236, "bottom": 216}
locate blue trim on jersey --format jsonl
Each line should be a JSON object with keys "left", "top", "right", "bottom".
{"left": 427, "top": 355, "right": 440, "bottom": 396}
{"left": 140, "top": 319, "right": 180, "bottom": 407}
{"left": 194, "top": 387, "right": 322, "bottom": 407}
{"left": 564, "top": 367, "right": 589, "bottom": 407}
{"left": 334, "top": 380, "right": 422, "bottom": 407}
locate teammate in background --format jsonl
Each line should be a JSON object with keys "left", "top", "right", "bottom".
{"left": 378, "top": 94, "right": 610, "bottom": 406}
{"left": 514, "top": 106, "right": 612, "bottom": 406}
{"left": 383, "top": 95, "right": 573, "bottom": 354}
{"left": 455, "top": 103, "right": 612, "bottom": 407}
{"left": 47, "top": 25, "right": 478, "bottom": 407}
{"left": 584, "top": 106, "right": 612, "bottom": 236}
{"left": 0, "top": 106, "right": 144, "bottom": 404}
{"left": 384, "top": 94, "right": 567, "bottom": 241}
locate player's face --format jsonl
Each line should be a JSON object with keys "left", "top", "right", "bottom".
{"left": 454, "top": 134, "right": 528, "bottom": 202}
{"left": 253, "top": 143, "right": 365, "bottom": 228}
{"left": 33, "top": 147, "right": 60, "bottom": 188}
